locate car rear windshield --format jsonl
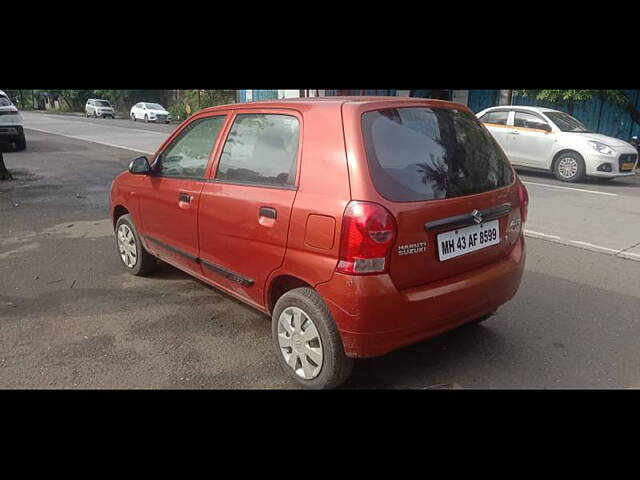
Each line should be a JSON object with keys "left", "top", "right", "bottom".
{"left": 362, "top": 107, "right": 514, "bottom": 202}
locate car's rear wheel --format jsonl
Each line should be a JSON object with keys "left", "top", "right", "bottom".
{"left": 272, "top": 287, "right": 353, "bottom": 389}
{"left": 14, "top": 137, "right": 26, "bottom": 151}
{"left": 554, "top": 152, "right": 585, "bottom": 182}
{"left": 115, "top": 214, "right": 156, "bottom": 276}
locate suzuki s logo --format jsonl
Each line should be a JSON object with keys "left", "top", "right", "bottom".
{"left": 471, "top": 209, "right": 483, "bottom": 224}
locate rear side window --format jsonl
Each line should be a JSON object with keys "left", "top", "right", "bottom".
{"left": 362, "top": 107, "right": 514, "bottom": 202}
{"left": 479, "top": 110, "right": 509, "bottom": 126}
{"left": 216, "top": 114, "right": 299, "bottom": 187}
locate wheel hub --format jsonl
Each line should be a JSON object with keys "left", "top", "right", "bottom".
{"left": 558, "top": 157, "right": 578, "bottom": 178}
{"left": 117, "top": 224, "right": 137, "bottom": 268}
{"left": 277, "top": 306, "right": 323, "bottom": 380}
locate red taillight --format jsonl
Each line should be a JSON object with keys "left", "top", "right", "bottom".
{"left": 518, "top": 181, "right": 529, "bottom": 223}
{"left": 337, "top": 201, "right": 397, "bottom": 275}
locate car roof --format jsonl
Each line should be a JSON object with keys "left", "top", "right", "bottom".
{"left": 199, "top": 96, "right": 467, "bottom": 113}
{"left": 482, "top": 105, "right": 561, "bottom": 115}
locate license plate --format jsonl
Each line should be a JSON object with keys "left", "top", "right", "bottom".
{"left": 621, "top": 162, "right": 635, "bottom": 171}
{"left": 437, "top": 220, "right": 500, "bottom": 261}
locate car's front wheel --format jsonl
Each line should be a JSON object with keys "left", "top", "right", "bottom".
{"left": 554, "top": 152, "right": 585, "bottom": 182}
{"left": 272, "top": 287, "right": 353, "bottom": 389}
{"left": 144, "top": 114, "right": 148, "bottom": 123}
{"left": 115, "top": 214, "right": 157, "bottom": 276}
{"left": 131, "top": 113, "right": 136, "bottom": 121}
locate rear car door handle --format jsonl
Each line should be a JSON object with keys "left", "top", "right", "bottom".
{"left": 179, "top": 193, "right": 193, "bottom": 203}
{"left": 259, "top": 207, "right": 277, "bottom": 219}
{"left": 510, "top": 130, "right": 520, "bottom": 135}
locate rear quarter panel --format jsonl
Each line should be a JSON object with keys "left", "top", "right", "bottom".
{"left": 266, "top": 103, "right": 352, "bottom": 299}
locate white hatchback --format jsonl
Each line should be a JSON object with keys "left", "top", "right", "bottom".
{"left": 130, "top": 102, "right": 171, "bottom": 124}
{"left": 477, "top": 106, "right": 638, "bottom": 182}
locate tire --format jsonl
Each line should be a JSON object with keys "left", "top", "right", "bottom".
{"left": 86, "top": 111, "right": 89, "bottom": 118}
{"left": 165, "top": 121, "right": 170, "bottom": 124}
{"left": 131, "top": 113, "right": 136, "bottom": 122}
{"left": 144, "top": 114, "right": 148, "bottom": 123}
{"left": 94, "top": 112, "right": 98, "bottom": 118}
{"left": 14, "top": 136, "right": 26, "bottom": 151}
{"left": 115, "top": 214, "right": 157, "bottom": 276}
{"left": 272, "top": 287, "right": 353, "bottom": 389}
{"left": 554, "top": 152, "right": 585, "bottom": 182}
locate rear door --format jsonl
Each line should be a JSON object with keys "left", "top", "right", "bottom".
{"left": 478, "top": 109, "right": 511, "bottom": 157}
{"left": 356, "top": 105, "right": 522, "bottom": 290}
{"left": 198, "top": 109, "right": 301, "bottom": 307}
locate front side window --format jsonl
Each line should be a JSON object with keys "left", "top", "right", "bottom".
{"left": 157, "top": 116, "right": 226, "bottom": 178}
{"left": 544, "top": 111, "right": 591, "bottom": 133}
{"left": 216, "top": 114, "right": 299, "bottom": 187}
{"left": 479, "top": 110, "right": 509, "bottom": 126}
{"left": 514, "top": 111, "right": 550, "bottom": 130}
{"left": 362, "top": 107, "right": 514, "bottom": 202}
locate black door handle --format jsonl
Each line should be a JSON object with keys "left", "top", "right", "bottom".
{"left": 259, "top": 207, "right": 277, "bottom": 219}
{"left": 179, "top": 193, "right": 192, "bottom": 203}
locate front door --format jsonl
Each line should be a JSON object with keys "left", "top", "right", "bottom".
{"left": 137, "top": 114, "right": 228, "bottom": 273}
{"left": 507, "top": 111, "right": 555, "bottom": 168}
{"left": 198, "top": 110, "right": 301, "bottom": 307}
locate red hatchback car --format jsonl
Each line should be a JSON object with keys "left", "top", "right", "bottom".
{"left": 110, "top": 97, "right": 528, "bottom": 389}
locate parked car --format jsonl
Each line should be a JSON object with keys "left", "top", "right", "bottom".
{"left": 130, "top": 102, "right": 171, "bottom": 123}
{"left": 110, "top": 97, "right": 528, "bottom": 389}
{"left": 477, "top": 106, "right": 638, "bottom": 182}
{"left": 0, "top": 90, "right": 26, "bottom": 150}
{"left": 86, "top": 99, "right": 115, "bottom": 119}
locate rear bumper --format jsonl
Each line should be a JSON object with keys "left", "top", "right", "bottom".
{"left": 316, "top": 235, "right": 526, "bottom": 358}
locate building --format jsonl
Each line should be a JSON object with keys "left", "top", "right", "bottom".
{"left": 235, "top": 89, "right": 640, "bottom": 141}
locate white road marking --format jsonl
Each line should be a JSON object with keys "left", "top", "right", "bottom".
{"left": 522, "top": 229, "right": 561, "bottom": 240}
{"left": 522, "top": 181, "right": 618, "bottom": 197}
{"left": 569, "top": 241, "right": 619, "bottom": 254}
{"left": 24, "top": 127, "right": 155, "bottom": 155}
{"left": 523, "top": 229, "right": 640, "bottom": 262}
{"left": 28, "top": 113, "right": 168, "bottom": 136}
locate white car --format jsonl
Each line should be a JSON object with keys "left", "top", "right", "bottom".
{"left": 477, "top": 106, "right": 638, "bottom": 182}
{"left": 86, "top": 99, "right": 115, "bottom": 119}
{"left": 0, "top": 90, "right": 26, "bottom": 150}
{"left": 130, "top": 102, "right": 171, "bottom": 124}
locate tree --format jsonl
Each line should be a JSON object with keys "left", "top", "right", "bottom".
{"left": 0, "top": 145, "right": 12, "bottom": 180}
{"left": 515, "top": 90, "right": 640, "bottom": 127}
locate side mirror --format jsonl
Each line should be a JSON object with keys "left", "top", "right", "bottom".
{"left": 541, "top": 124, "right": 552, "bottom": 133}
{"left": 129, "top": 156, "right": 150, "bottom": 174}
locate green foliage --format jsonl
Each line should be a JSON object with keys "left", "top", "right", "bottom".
{"left": 515, "top": 90, "right": 630, "bottom": 107}
{"left": 168, "top": 90, "right": 236, "bottom": 122}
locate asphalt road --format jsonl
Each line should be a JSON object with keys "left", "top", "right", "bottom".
{"left": 0, "top": 114, "right": 639, "bottom": 389}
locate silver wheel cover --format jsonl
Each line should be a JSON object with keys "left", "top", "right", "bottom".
{"left": 558, "top": 157, "right": 579, "bottom": 178}
{"left": 277, "top": 306, "right": 324, "bottom": 380}
{"left": 117, "top": 224, "right": 137, "bottom": 268}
